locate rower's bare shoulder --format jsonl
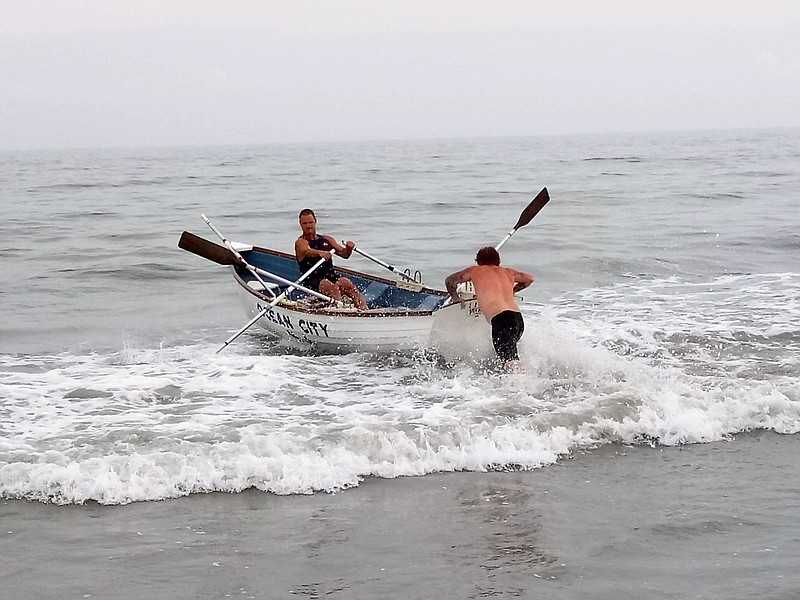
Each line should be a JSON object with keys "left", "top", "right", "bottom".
{"left": 447, "top": 265, "right": 475, "bottom": 284}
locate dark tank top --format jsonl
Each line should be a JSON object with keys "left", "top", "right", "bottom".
{"left": 297, "top": 235, "right": 339, "bottom": 290}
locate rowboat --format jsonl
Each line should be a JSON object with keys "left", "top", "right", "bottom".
{"left": 179, "top": 231, "right": 489, "bottom": 354}
{"left": 179, "top": 187, "right": 549, "bottom": 355}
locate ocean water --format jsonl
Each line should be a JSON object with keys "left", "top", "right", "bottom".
{"left": 1, "top": 128, "right": 799, "bottom": 506}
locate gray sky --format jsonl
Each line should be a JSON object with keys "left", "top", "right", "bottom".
{"left": 2, "top": 0, "right": 799, "bottom": 150}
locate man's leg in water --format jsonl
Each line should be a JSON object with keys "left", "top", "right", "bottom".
{"left": 491, "top": 311, "right": 525, "bottom": 372}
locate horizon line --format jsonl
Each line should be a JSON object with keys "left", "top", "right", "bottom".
{"left": 2, "top": 124, "right": 798, "bottom": 154}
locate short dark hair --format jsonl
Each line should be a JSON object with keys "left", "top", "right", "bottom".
{"left": 475, "top": 246, "right": 500, "bottom": 266}
{"left": 298, "top": 208, "right": 316, "bottom": 220}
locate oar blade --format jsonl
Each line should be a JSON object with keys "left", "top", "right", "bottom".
{"left": 178, "top": 231, "right": 240, "bottom": 266}
{"left": 512, "top": 187, "right": 550, "bottom": 231}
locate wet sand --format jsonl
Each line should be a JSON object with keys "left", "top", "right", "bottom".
{"left": 2, "top": 431, "right": 798, "bottom": 600}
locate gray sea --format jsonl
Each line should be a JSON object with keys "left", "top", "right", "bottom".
{"left": 1, "top": 129, "right": 799, "bottom": 598}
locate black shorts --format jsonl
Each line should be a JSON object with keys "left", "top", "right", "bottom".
{"left": 490, "top": 310, "right": 525, "bottom": 362}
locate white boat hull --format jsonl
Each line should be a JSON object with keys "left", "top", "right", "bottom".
{"left": 235, "top": 276, "right": 491, "bottom": 355}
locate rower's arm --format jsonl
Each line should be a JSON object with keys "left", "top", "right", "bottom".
{"left": 295, "top": 238, "right": 331, "bottom": 261}
{"left": 512, "top": 270, "right": 534, "bottom": 293}
{"left": 445, "top": 268, "right": 473, "bottom": 302}
{"left": 325, "top": 236, "right": 354, "bottom": 258}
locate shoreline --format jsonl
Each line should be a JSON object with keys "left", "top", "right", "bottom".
{"left": 3, "top": 431, "right": 798, "bottom": 599}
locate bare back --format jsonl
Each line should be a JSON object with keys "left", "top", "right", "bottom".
{"left": 444, "top": 253, "right": 534, "bottom": 367}
{"left": 469, "top": 266, "right": 522, "bottom": 321}
{"left": 443, "top": 267, "right": 529, "bottom": 324}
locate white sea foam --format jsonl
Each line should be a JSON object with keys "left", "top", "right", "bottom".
{"left": 1, "top": 274, "right": 798, "bottom": 504}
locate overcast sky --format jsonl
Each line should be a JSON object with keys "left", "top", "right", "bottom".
{"left": 2, "top": 1, "right": 799, "bottom": 150}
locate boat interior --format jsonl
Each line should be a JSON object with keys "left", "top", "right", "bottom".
{"left": 237, "top": 248, "right": 447, "bottom": 313}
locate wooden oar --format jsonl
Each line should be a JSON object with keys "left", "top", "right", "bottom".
{"left": 494, "top": 187, "right": 549, "bottom": 251}
{"left": 178, "top": 231, "right": 333, "bottom": 303}
{"left": 347, "top": 187, "right": 550, "bottom": 289}
{"left": 216, "top": 256, "right": 329, "bottom": 353}
{"left": 178, "top": 230, "right": 238, "bottom": 266}
{"left": 443, "top": 187, "right": 551, "bottom": 306}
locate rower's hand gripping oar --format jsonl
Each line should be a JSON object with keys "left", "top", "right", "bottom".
{"left": 216, "top": 256, "right": 329, "bottom": 353}
{"left": 494, "top": 187, "right": 550, "bottom": 251}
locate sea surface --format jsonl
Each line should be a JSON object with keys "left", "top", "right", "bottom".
{"left": 1, "top": 129, "right": 799, "bottom": 597}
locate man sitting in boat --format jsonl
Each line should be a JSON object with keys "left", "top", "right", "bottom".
{"left": 295, "top": 209, "right": 368, "bottom": 310}
{"left": 445, "top": 246, "right": 533, "bottom": 371}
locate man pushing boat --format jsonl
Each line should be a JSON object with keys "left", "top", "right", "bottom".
{"left": 445, "top": 247, "right": 533, "bottom": 371}
{"left": 295, "top": 209, "right": 368, "bottom": 309}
